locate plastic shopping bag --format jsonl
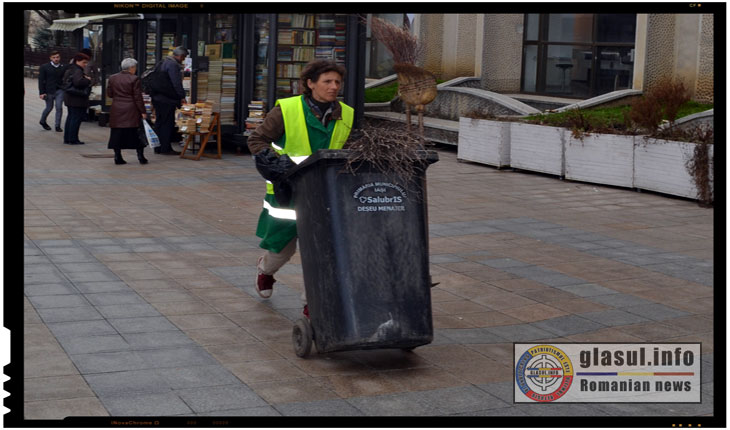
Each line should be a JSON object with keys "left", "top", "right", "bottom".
{"left": 142, "top": 119, "right": 160, "bottom": 148}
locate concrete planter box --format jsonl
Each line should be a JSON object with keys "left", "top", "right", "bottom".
{"left": 457, "top": 118, "right": 511, "bottom": 167}
{"left": 509, "top": 122, "right": 564, "bottom": 176}
{"left": 634, "top": 138, "right": 713, "bottom": 199}
{"left": 565, "top": 134, "right": 635, "bottom": 188}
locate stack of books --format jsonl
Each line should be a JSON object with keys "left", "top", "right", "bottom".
{"left": 254, "top": 65, "right": 268, "bottom": 101}
{"left": 197, "top": 71, "right": 208, "bottom": 101}
{"left": 315, "top": 46, "right": 334, "bottom": 60}
{"left": 291, "top": 14, "right": 314, "bottom": 28}
{"left": 221, "top": 58, "right": 237, "bottom": 125}
{"left": 146, "top": 32, "right": 157, "bottom": 67}
{"left": 276, "top": 63, "right": 304, "bottom": 78}
{"left": 162, "top": 33, "right": 175, "bottom": 57}
{"left": 278, "top": 29, "right": 315, "bottom": 45}
{"left": 244, "top": 100, "right": 265, "bottom": 136}
{"left": 208, "top": 60, "right": 223, "bottom": 108}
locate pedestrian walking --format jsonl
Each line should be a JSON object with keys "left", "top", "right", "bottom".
{"left": 61, "top": 52, "right": 91, "bottom": 145}
{"left": 106, "top": 58, "right": 148, "bottom": 165}
{"left": 38, "top": 51, "right": 66, "bottom": 132}
{"left": 247, "top": 59, "right": 354, "bottom": 317}
{"left": 150, "top": 46, "right": 188, "bottom": 155}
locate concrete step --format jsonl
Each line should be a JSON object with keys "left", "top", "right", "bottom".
{"left": 364, "top": 111, "right": 459, "bottom": 146}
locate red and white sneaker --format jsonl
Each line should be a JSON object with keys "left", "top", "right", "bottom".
{"left": 256, "top": 273, "right": 274, "bottom": 298}
{"left": 255, "top": 257, "right": 274, "bottom": 299}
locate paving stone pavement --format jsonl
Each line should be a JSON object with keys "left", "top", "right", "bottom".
{"left": 19, "top": 78, "right": 715, "bottom": 420}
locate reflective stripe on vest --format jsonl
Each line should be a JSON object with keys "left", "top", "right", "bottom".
{"left": 263, "top": 199, "right": 296, "bottom": 220}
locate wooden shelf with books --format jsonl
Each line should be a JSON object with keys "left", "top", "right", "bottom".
{"left": 274, "top": 13, "right": 348, "bottom": 98}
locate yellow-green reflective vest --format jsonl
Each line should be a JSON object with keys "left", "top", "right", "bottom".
{"left": 255, "top": 95, "right": 354, "bottom": 252}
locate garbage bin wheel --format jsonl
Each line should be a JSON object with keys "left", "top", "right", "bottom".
{"left": 292, "top": 318, "right": 313, "bottom": 358}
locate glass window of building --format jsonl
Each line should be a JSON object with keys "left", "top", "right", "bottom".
{"left": 521, "top": 13, "right": 636, "bottom": 98}
{"left": 365, "top": 13, "right": 408, "bottom": 79}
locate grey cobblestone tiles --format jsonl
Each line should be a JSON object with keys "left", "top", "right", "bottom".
{"left": 555, "top": 283, "right": 619, "bottom": 297}
{"left": 84, "top": 369, "right": 172, "bottom": 396}
{"left": 431, "top": 217, "right": 713, "bottom": 288}
{"left": 438, "top": 328, "right": 510, "bottom": 344}
{"left": 59, "top": 334, "right": 131, "bottom": 355}
{"left": 121, "top": 331, "right": 197, "bottom": 349}
{"left": 622, "top": 303, "right": 691, "bottom": 321}
{"left": 175, "top": 385, "right": 268, "bottom": 413}
{"left": 70, "top": 351, "right": 149, "bottom": 374}
{"left": 107, "top": 316, "right": 180, "bottom": 334}
{"left": 99, "top": 392, "right": 194, "bottom": 416}
{"left": 96, "top": 303, "right": 161, "bottom": 319}
{"left": 346, "top": 392, "right": 441, "bottom": 416}
{"left": 23, "top": 210, "right": 713, "bottom": 417}
{"left": 274, "top": 399, "right": 364, "bottom": 416}
{"left": 24, "top": 282, "right": 80, "bottom": 296}
{"left": 196, "top": 406, "right": 282, "bottom": 416}
{"left": 483, "top": 324, "right": 558, "bottom": 342}
{"left": 531, "top": 315, "right": 606, "bottom": 337}
{"left": 156, "top": 365, "right": 242, "bottom": 390}
{"left": 587, "top": 293, "right": 655, "bottom": 308}
{"left": 577, "top": 309, "right": 650, "bottom": 326}
{"left": 35, "top": 306, "right": 105, "bottom": 323}
{"left": 413, "top": 386, "right": 511, "bottom": 415}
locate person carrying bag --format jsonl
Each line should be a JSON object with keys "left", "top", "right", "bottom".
{"left": 62, "top": 52, "right": 92, "bottom": 145}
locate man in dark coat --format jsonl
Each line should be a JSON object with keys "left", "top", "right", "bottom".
{"left": 62, "top": 53, "right": 91, "bottom": 145}
{"left": 38, "top": 51, "right": 66, "bottom": 132}
{"left": 150, "top": 46, "right": 188, "bottom": 155}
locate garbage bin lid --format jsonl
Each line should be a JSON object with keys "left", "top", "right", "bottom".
{"left": 285, "top": 149, "right": 439, "bottom": 181}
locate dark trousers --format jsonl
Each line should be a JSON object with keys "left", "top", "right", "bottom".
{"left": 64, "top": 106, "right": 86, "bottom": 143}
{"left": 152, "top": 101, "right": 176, "bottom": 152}
{"left": 41, "top": 90, "right": 64, "bottom": 127}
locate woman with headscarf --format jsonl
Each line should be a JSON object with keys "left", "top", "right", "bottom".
{"left": 62, "top": 52, "right": 91, "bottom": 145}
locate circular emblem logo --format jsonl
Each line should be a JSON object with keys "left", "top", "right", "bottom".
{"left": 515, "top": 345, "right": 573, "bottom": 402}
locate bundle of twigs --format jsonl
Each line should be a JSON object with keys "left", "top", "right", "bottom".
{"left": 343, "top": 119, "right": 428, "bottom": 186}
{"left": 368, "top": 16, "right": 423, "bottom": 65}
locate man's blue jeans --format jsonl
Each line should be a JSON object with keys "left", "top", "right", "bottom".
{"left": 40, "top": 90, "right": 64, "bottom": 128}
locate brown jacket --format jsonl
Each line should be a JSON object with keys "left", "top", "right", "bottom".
{"left": 247, "top": 98, "right": 344, "bottom": 155}
{"left": 107, "top": 71, "right": 146, "bottom": 129}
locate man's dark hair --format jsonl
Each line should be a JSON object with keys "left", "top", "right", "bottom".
{"left": 300, "top": 60, "right": 345, "bottom": 97}
{"left": 72, "top": 53, "right": 90, "bottom": 63}
{"left": 49, "top": 50, "right": 60, "bottom": 57}
{"left": 80, "top": 48, "right": 93, "bottom": 57}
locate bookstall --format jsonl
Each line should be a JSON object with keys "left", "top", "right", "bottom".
{"left": 99, "top": 12, "right": 365, "bottom": 148}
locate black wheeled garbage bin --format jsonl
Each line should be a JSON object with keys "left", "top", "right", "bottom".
{"left": 285, "top": 149, "right": 439, "bottom": 357}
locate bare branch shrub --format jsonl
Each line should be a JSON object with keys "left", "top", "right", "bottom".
{"left": 629, "top": 77, "right": 690, "bottom": 133}
{"left": 342, "top": 119, "right": 430, "bottom": 189}
{"left": 368, "top": 16, "right": 423, "bottom": 65}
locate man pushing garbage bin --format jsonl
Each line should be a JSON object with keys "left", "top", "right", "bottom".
{"left": 247, "top": 59, "right": 354, "bottom": 316}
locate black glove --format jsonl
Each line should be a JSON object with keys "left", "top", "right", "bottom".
{"left": 273, "top": 181, "right": 293, "bottom": 207}
{"left": 253, "top": 148, "right": 296, "bottom": 182}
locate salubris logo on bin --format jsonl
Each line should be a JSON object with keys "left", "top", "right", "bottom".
{"left": 353, "top": 182, "right": 407, "bottom": 213}
{"left": 514, "top": 343, "right": 702, "bottom": 403}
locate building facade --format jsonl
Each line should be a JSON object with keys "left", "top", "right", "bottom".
{"left": 413, "top": 13, "right": 714, "bottom": 103}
